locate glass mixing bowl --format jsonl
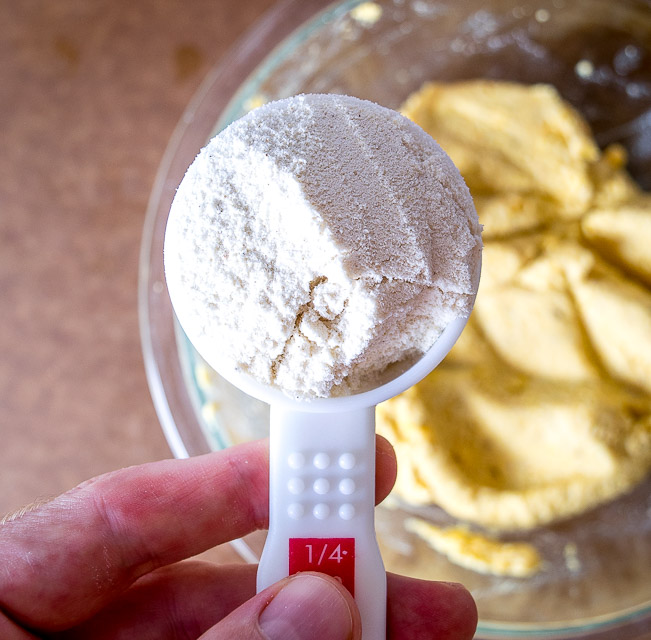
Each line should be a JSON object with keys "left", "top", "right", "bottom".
{"left": 139, "top": 0, "right": 651, "bottom": 636}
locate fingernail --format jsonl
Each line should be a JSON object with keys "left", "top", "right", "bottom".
{"left": 259, "top": 574, "right": 353, "bottom": 640}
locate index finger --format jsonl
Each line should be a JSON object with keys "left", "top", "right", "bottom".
{"left": 0, "top": 436, "right": 397, "bottom": 631}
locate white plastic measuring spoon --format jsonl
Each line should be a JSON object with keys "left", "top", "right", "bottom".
{"left": 163, "top": 93, "right": 482, "bottom": 639}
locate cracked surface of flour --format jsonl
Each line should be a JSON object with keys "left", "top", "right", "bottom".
{"left": 164, "top": 94, "right": 482, "bottom": 399}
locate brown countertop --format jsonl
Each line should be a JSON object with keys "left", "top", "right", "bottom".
{"left": 0, "top": 0, "right": 280, "bottom": 563}
{"left": 4, "top": 4, "right": 651, "bottom": 637}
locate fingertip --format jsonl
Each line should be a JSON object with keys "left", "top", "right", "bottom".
{"left": 375, "top": 434, "right": 398, "bottom": 504}
{"left": 438, "top": 581, "right": 478, "bottom": 640}
{"left": 376, "top": 433, "right": 396, "bottom": 459}
{"left": 259, "top": 573, "right": 360, "bottom": 640}
{"left": 201, "top": 572, "right": 360, "bottom": 640}
{"left": 387, "top": 573, "right": 478, "bottom": 640}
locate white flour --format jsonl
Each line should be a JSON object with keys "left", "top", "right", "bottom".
{"left": 164, "top": 94, "right": 482, "bottom": 399}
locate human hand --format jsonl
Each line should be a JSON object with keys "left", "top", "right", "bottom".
{"left": 0, "top": 437, "right": 477, "bottom": 639}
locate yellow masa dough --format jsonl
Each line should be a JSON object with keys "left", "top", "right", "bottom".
{"left": 406, "top": 519, "right": 543, "bottom": 578}
{"left": 377, "top": 80, "right": 651, "bottom": 533}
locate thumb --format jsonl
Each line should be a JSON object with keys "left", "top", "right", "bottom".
{"left": 199, "top": 572, "right": 361, "bottom": 640}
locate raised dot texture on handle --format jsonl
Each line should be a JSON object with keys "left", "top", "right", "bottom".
{"left": 313, "top": 452, "right": 330, "bottom": 470}
{"left": 288, "top": 452, "right": 305, "bottom": 469}
{"left": 313, "top": 503, "right": 330, "bottom": 519}
{"left": 313, "top": 477, "right": 330, "bottom": 495}
{"left": 288, "top": 477, "right": 305, "bottom": 495}
{"left": 338, "top": 452, "right": 355, "bottom": 470}
{"left": 339, "top": 503, "right": 355, "bottom": 520}
{"left": 339, "top": 478, "right": 355, "bottom": 495}
{"left": 288, "top": 503, "right": 304, "bottom": 519}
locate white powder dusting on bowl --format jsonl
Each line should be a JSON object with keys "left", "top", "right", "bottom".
{"left": 164, "top": 93, "right": 481, "bottom": 399}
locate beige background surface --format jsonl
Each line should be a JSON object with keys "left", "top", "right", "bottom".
{"left": 3, "top": 3, "right": 651, "bottom": 636}
{"left": 0, "top": 0, "right": 283, "bottom": 565}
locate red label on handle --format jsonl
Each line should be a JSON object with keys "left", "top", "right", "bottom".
{"left": 289, "top": 538, "right": 355, "bottom": 596}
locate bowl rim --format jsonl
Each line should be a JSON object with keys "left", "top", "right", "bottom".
{"left": 138, "top": 0, "right": 651, "bottom": 635}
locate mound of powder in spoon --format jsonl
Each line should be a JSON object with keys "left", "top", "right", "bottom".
{"left": 164, "top": 93, "right": 482, "bottom": 399}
